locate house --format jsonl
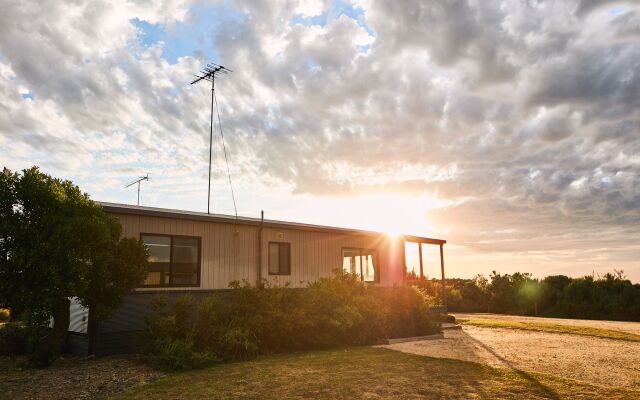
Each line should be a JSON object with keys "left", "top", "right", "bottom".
{"left": 68, "top": 202, "right": 446, "bottom": 356}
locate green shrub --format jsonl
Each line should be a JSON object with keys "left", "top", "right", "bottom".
{"left": 0, "top": 322, "right": 27, "bottom": 356}
{"left": 138, "top": 295, "right": 217, "bottom": 370}
{"left": 0, "top": 308, "right": 9, "bottom": 321}
{"left": 144, "top": 338, "right": 216, "bottom": 371}
{"left": 140, "top": 272, "right": 440, "bottom": 370}
{"left": 217, "top": 325, "right": 259, "bottom": 361}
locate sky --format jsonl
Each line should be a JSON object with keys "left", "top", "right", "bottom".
{"left": 1, "top": 0, "right": 639, "bottom": 281}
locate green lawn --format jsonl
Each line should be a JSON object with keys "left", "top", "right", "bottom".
{"left": 112, "top": 347, "right": 638, "bottom": 399}
{"left": 458, "top": 317, "right": 640, "bottom": 342}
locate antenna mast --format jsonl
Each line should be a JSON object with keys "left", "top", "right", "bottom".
{"left": 125, "top": 173, "right": 150, "bottom": 206}
{"left": 191, "top": 62, "right": 232, "bottom": 214}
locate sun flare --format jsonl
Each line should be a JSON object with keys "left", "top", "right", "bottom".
{"left": 326, "top": 192, "right": 444, "bottom": 237}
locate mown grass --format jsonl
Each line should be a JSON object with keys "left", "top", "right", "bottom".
{"left": 112, "top": 347, "right": 638, "bottom": 400}
{"left": 458, "top": 317, "right": 640, "bottom": 342}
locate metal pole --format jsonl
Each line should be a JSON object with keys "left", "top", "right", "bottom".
{"left": 418, "top": 242, "right": 424, "bottom": 279}
{"left": 439, "top": 244, "right": 446, "bottom": 308}
{"left": 258, "top": 210, "right": 264, "bottom": 285}
{"left": 208, "top": 77, "right": 214, "bottom": 214}
{"left": 137, "top": 181, "right": 140, "bottom": 206}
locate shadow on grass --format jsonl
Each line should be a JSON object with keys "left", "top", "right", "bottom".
{"left": 459, "top": 329, "right": 560, "bottom": 400}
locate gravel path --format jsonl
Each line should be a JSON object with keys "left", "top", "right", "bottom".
{"left": 382, "top": 325, "right": 640, "bottom": 390}
{"left": 454, "top": 312, "right": 640, "bottom": 335}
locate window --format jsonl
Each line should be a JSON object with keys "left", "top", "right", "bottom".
{"left": 268, "top": 242, "right": 291, "bottom": 275}
{"left": 342, "top": 248, "right": 378, "bottom": 282}
{"left": 404, "top": 241, "right": 439, "bottom": 281}
{"left": 140, "top": 234, "right": 200, "bottom": 287}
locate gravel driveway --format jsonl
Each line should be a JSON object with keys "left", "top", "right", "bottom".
{"left": 382, "top": 324, "right": 640, "bottom": 390}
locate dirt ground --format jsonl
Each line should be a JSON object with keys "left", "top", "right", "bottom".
{"left": 454, "top": 312, "right": 640, "bottom": 335}
{"left": 0, "top": 355, "right": 162, "bottom": 400}
{"left": 382, "top": 320, "right": 640, "bottom": 390}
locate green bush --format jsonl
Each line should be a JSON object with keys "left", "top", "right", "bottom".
{"left": 138, "top": 295, "right": 216, "bottom": 370}
{"left": 140, "top": 272, "right": 441, "bottom": 370}
{"left": 0, "top": 308, "right": 9, "bottom": 321}
{"left": 0, "top": 322, "right": 27, "bottom": 356}
{"left": 143, "top": 338, "right": 216, "bottom": 371}
{"left": 217, "top": 325, "right": 259, "bottom": 361}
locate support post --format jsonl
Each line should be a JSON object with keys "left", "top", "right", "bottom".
{"left": 439, "top": 244, "right": 446, "bottom": 308}
{"left": 418, "top": 243, "right": 424, "bottom": 279}
{"left": 258, "top": 210, "right": 264, "bottom": 285}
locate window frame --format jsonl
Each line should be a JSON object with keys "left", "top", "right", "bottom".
{"left": 268, "top": 241, "right": 291, "bottom": 276}
{"left": 139, "top": 233, "right": 202, "bottom": 288}
{"left": 341, "top": 247, "right": 380, "bottom": 283}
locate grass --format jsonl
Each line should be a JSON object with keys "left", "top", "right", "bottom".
{"left": 458, "top": 317, "right": 640, "bottom": 342}
{"left": 112, "top": 347, "right": 638, "bottom": 399}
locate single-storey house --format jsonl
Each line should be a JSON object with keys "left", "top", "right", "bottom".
{"left": 68, "top": 202, "right": 446, "bottom": 355}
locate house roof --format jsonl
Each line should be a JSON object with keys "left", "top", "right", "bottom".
{"left": 100, "top": 202, "right": 446, "bottom": 245}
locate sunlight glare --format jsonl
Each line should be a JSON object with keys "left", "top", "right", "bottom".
{"left": 329, "top": 192, "right": 441, "bottom": 237}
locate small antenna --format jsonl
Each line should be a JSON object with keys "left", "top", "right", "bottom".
{"left": 191, "top": 62, "right": 233, "bottom": 215}
{"left": 125, "top": 173, "right": 150, "bottom": 206}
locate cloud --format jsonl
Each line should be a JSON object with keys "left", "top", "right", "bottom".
{"left": 0, "top": 0, "right": 638, "bottom": 279}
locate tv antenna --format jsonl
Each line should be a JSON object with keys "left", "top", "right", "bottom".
{"left": 125, "top": 173, "right": 150, "bottom": 206}
{"left": 191, "top": 62, "right": 237, "bottom": 217}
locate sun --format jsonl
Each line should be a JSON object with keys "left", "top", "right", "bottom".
{"left": 337, "top": 192, "right": 438, "bottom": 237}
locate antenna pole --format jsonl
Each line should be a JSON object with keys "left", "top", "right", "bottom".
{"left": 208, "top": 76, "right": 214, "bottom": 214}
{"left": 190, "top": 63, "right": 232, "bottom": 215}
{"left": 125, "top": 173, "right": 150, "bottom": 206}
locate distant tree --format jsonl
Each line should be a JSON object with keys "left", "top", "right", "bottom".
{"left": 488, "top": 271, "right": 514, "bottom": 313}
{"left": 0, "top": 167, "right": 148, "bottom": 365}
{"left": 539, "top": 275, "right": 571, "bottom": 313}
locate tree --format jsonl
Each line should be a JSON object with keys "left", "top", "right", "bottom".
{"left": 0, "top": 167, "right": 148, "bottom": 365}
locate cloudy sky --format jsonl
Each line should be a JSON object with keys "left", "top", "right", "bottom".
{"left": 1, "top": 0, "right": 639, "bottom": 281}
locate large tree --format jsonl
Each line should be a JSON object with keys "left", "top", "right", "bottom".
{"left": 0, "top": 167, "right": 148, "bottom": 365}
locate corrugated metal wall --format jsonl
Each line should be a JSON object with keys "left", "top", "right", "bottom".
{"left": 69, "top": 297, "right": 88, "bottom": 333}
{"left": 112, "top": 212, "right": 405, "bottom": 289}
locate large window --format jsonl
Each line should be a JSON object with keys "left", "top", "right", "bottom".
{"left": 404, "top": 241, "right": 440, "bottom": 281}
{"left": 268, "top": 242, "right": 291, "bottom": 275}
{"left": 342, "top": 248, "right": 378, "bottom": 282}
{"left": 141, "top": 234, "right": 200, "bottom": 287}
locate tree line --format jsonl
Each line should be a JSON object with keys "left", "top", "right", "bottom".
{"left": 414, "top": 270, "right": 640, "bottom": 321}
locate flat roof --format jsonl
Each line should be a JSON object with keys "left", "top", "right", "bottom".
{"left": 100, "top": 202, "right": 446, "bottom": 245}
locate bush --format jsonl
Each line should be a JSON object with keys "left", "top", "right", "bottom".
{"left": 217, "top": 326, "right": 259, "bottom": 361}
{"left": 143, "top": 338, "right": 216, "bottom": 371}
{"left": 0, "top": 322, "right": 27, "bottom": 356}
{"left": 138, "top": 295, "right": 216, "bottom": 370}
{"left": 0, "top": 308, "right": 9, "bottom": 321}
{"left": 140, "top": 272, "right": 440, "bottom": 370}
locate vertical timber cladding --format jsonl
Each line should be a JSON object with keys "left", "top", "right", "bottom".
{"left": 113, "top": 212, "right": 260, "bottom": 290}
{"left": 260, "top": 227, "right": 397, "bottom": 287}
{"left": 111, "top": 211, "right": 405, "bottom": 289}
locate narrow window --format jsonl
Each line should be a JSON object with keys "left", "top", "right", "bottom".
{"left": 141, "top": 235, "right": 171, "bottom": 286}
{"left": 342, "top": 248, "right": 379, "bottom": 282}
{"left": 141, "top": 234, "right": 200, "bottom": 287}
{"left": 170, "top": 236, "right": 199, "bottom": 285}
{"left": 269, "top": 242, "right": 291, "bottom": 275}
